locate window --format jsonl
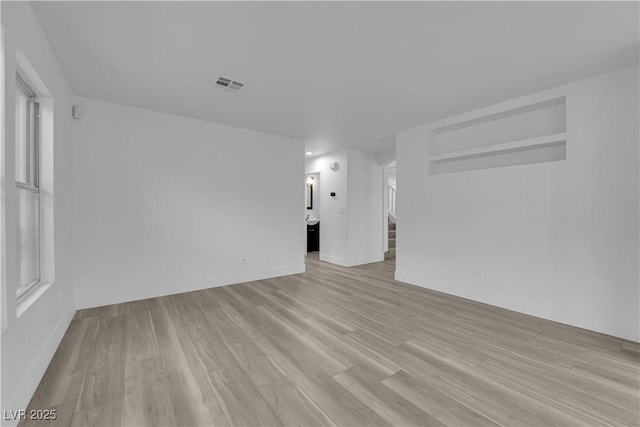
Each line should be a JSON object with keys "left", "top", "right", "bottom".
{"left": 15, "top": 74, "right": 40, "bottom": 298}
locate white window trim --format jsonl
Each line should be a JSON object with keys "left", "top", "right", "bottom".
{"left": 12, "top": 49, "right": 56, "bottom": 317}
{"left": 15, "top": 73, "right": 42, "bottom": 301}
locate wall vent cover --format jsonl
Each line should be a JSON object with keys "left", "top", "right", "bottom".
{"left": 214, "top": 77, "right": 246, "bottom": 93}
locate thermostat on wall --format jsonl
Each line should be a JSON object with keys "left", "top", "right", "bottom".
{"left": 329, "top": 162, "right": 339, "bottom": 171}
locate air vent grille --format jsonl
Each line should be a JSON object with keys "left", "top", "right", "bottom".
{"left": 215, "top": 76, "right": 246, "bottom": 93}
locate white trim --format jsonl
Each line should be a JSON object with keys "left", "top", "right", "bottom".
{"left": 15, "top": 49, "right": 51, "bottom": 97}
{"left": 15, "top": 278, "right": 43, "bottom": 303}
{"left": 394, "top": 270, "right": 640, "bottom": 343}
{"left": 74, "top": 265, "right": 305, "bottom": 309}
{"left": 16, "top": 281, "right": 52, "bottom": 317}
{"left": 15, "top": 181, "right": 39, "bottom": 193}
{"left": 0, "top": 25, "right": 6, "bottom": 333}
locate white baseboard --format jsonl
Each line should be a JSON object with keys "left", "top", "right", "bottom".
{"left": 320, "top": 253, "right": 384, "bottom": 267}
{"left": 395, "top": 269, "right": 640, "bottom": 343}
{"left": 2, "top": 308, "right": 75, "bottom": 427}
{"left": 75, "top": 264, "right": 305, "bottom": 309}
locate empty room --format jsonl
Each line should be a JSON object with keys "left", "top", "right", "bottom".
{"left": 1, "top": 1, "right": 639, "bottom": 426}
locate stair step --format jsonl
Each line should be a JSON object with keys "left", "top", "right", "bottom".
{"left": 388, "top": 238, "right": 396, "bottom": 249}
{"left": 388, "top": 222, "right": 396, "bottom": 231}
{"left": 388, "top": 230, "right": 396, "bottom": 239}
{"left": 385, "top": 248, "right": 396, "bottom": 259}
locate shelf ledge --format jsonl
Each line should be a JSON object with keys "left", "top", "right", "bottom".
{"left": 429, "top": 132, "right": 567, "bottom": 163}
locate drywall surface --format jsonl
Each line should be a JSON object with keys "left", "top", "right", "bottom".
{"left": 306, "top": 149, "right": 383, "bottom": 266}
{"left": 1, "top": 2, "right": 76, "bottom": 423}
{"left": 347, "top": 149, "right": 384, "bottom": 265}
{"left": 396, "top": 65, "right": 639, "bottom": 342}
{"left": 71, "top": 97, "right": 305, "bottom": 308}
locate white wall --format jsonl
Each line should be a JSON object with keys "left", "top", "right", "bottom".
{"left": 397, "top": 65, "right": 639, "bottom": 342}
{"left": 71, "top": 97, "right": 305, "bottom": 308}
{"left": 347, "top": 149, "right": 384, "bottom": 265}
{"left": 306, "top": 149, "right": 383, "bottom": 266}
{"left": 1, "top": 3, "right": 76, "bottom": 422}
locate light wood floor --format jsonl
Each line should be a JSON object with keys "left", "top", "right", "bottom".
{"left": 23, "top": 254, "right": 639, "bottom": 426}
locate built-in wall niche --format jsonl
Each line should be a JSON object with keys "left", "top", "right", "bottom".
{"left": 429, "top": 97, "right": 566, "bottom": 175}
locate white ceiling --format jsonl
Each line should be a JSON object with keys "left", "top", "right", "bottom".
{"left": 32, "top": 1, "right": 639, "bottom": 157}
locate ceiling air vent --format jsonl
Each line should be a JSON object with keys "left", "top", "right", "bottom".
{"left": 214, "top": 76, "right": 246, "bottom": 93}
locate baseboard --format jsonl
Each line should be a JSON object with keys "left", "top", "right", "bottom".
{"left": 2, "top": 308, "right": 75, "bottom": 427}
{"left": 395, "top": 270, "right": 640, "bottom": 343}
{"left": 75, "top": 264, "right": 305, "bottom": 309}
{"left": 320, "top": 253, "right": 384, "bottom": 267}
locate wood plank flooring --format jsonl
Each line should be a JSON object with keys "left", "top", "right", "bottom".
{"left": 22, "top": 255, "right": 640, "bottom": 426}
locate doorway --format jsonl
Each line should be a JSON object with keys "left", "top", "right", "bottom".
{"left": 305, "top": 172, "right": 320, "bottom": 253}
{"left": 383, "top": 161, "right": 396, "bottom": 260}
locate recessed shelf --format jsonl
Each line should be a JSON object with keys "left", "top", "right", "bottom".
{"left": 430, "top": 132, "right": 567, "bottom": 163}
{"left": 428, "top": 95, "right": 567, "bottom": 174}
{"left": 431, "top": 97, "right": 565, "bottom": 135}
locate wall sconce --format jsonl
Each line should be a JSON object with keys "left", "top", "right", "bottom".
{"left": 306, "top": 175, "right": 314, "bottom": 209}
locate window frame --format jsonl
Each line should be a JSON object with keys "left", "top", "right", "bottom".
{"left": 15, "top": 73, "right": 41, "bottom": 299}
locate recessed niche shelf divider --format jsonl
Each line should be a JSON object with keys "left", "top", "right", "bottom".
{"left": 429, "top": 96, "right": 567, "bottom": 174}
{"left": 430, "top": 132, "right": 567, "bottom": 162}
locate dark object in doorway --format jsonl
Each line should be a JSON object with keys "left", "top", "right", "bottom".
{"left": 307, "top": 222, "right": 319, "bottom": 252}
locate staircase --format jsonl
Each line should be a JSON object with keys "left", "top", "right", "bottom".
{"left": 385, "top": 221, "right": 396, "bottom": 260}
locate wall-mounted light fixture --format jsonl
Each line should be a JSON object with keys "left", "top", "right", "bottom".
{"left": 306, "top": 175, "right": 315, "bottom": 209}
